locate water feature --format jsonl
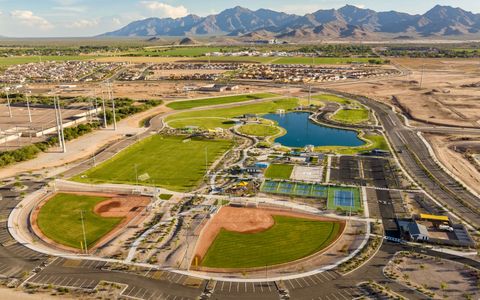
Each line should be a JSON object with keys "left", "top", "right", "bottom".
{"left": 263, "top": 112, "right": 364, "bottom": 148}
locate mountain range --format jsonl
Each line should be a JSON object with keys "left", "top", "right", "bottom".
{"left": 102, "top": 5, "right": 480, "bottom": 39}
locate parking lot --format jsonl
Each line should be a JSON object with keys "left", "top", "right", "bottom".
{"left": 210, "top": 281, "right": 279, "bottom": 300}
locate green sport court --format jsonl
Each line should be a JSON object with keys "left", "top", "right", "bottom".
{"left": 261, "top": 180, "right": 362, "bottom": 211}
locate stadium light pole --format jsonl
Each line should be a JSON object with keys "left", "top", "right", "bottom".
{"left": 53, "top": 97, "right": 63, "bottom": 150}
{"left": 80, "top": 210, "right": 88, "bottom": 254}
{"left": 5, "top": 87, "right": 12, "bottom": 118}
{"left": 56, "top": 96, "right": 67, "bottom": 153}
{"left": 108, "top": 82, "right": 117, "bottom": 131}
{"left": 101, "top": 91, "right": 107, "bottom": 128}
{"left": 25, "top": 91, "right": 32, "bottom": 123}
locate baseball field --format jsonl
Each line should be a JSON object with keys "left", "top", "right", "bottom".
{"left": 197, "top": 207, "right": 343, "bottom": 269}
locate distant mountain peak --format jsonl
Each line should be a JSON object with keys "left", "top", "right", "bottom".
{"left": 101, "top": 5, "right": 480, "bottom": 39}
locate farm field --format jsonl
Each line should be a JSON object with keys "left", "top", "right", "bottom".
{"left": 272, "top": 57, "right": 381, "bottom": 65}
{"left": 238, "top": 124, "right": 280, "bottom": 137}
{"left": 264, "top": 164, "right": 293, "bottom": 179}
{"left": 332, "top": 108, "right": 370, "bottom": 124}
{"left": 73, "top": 135, "right": 233, "bottom": 191}
{"left": 37, "top": 193, "right": 122, "bottom": 249}
{"left": 0, "top": 55, "right": 96, "bottom": 67}
{"left": 166, "top": 93, "right": 277, "bottom": 110}
{"left": 201, "top": 215, "right": 341, "bottom": 268}
{"left": 166, "top": 98, "right": 299, "bottom": 129}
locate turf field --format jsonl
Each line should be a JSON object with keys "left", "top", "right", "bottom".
{"left": 312, "top": 94, "right": 353, "bottom": 105}
{"left": 327, "top": 186, "right": 362, "bottom": 212}
{"left": 201, "top": 216, "right": 341, "bottom": 268}
{"left": 73, "top": 135, "right": 233, "bottom": 191}
{"left": 166, "top": 98, "right": 299, "bottom": 129}
{"left": 166, "top": 93, "right": 277, "bottom": 110}
{"left": 331, "top": 108, "right": 370, "bottom": 124}
{"left": 264, "top": 164, "right": 293, "bottom": 179}
{"left": 37, "top": 193, "right": 122, "bottom": 249}
{"left": 238, "top": 124, "right": 280, "bottom": 137}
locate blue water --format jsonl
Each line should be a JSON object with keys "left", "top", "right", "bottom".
{"left": 263, "top": 112, "right": 364, "bottom": 148}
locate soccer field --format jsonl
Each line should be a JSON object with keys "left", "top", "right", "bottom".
{"left": 264, "top": 164, "right": 293, "bottom": 179}
{"left": 166, "top": 93, "right": 277, "bottom": 110}
{"left": 37, "top": 193, "right": 122, "bottom": 249}
{"left": 166, "top": 98, "right": 299, "bottom": 129}
{"left": 73, "top": 135, "right": 233, "bottom": 191}
{"left": 201, "top": 216, "right": 342, "bottom": 268}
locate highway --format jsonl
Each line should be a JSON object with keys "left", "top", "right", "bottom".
{"left": 322, "top": 89, "right": 480, "bottom": 228}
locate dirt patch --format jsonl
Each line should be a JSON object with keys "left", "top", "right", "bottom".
{"left": 193, "top": 206, "right": 343, "bottom": 264}
{"left": 385, "top": 252, "right": 480, "bottom": 299}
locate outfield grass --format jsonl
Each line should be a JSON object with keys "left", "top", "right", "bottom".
{"left": 238, "top": 124, "right": 280, "bottom": 137}
{"left": 0, "top": 55, "right": 96, "bottom": 67}
{"left": 37, "top": 193, "right": 122, "bottom": 249}
{"left": 201, "top": 216, "right": 341, "bottom": 268}
{"left": 331, "top": 108, "right": 370, "bottom": 124}
{"left": 166, "top": 93, "right": 277, "bottom": 110}
{"left": 73, "top": 135, "right": 233, "bottom": 191}
{"left": 327, "top": 187, "right": 362, "bottom": 212}
{"left": 166, "top": 98, "right": 299, "bottom": 129}
{"left": 264, "top": 164, "right": 294, "bottom": 179}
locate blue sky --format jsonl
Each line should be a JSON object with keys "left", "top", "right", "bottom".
{"left": 0, "top": 0, "right": 479, "bottom": 37}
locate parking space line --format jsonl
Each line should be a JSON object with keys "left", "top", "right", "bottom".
{"left": 293, "top": 278, "right": 303, "bottom": 288}
{"left": 312, "top": 273, "right": 324, "bottom": 283}
{"left": 227, "top": 281, "right": 231, "bottom": 292}
{"left": 305, "top": 276, "right": 316, "bottom": 285}
{"left": 285, "top": 280, "right": 295, "bottom": 289}
{"left": 236, "top": 282, "right": 239, "bottom": 293}
{"left": 64, "top": 277, "right": 75, "bottom": 286}
{"left": 336, "top": 291, "right": 349, "bottom": 300}
{"left": 300, "top": 277, "right": 310, "bottom": 287}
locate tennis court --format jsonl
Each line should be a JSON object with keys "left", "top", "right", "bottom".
{"left": 260, "top": 180, "right": 334, "bottom": 200}
{"left": 327, "top": 187, "right": 361, "bottom": 211}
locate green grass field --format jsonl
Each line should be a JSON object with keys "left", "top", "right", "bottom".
{"left": 312, "top": 94, "right": 353, "bottom": 105}
{"left": 264, "top": 164, "right": 293, "bottom": 179}
{"left": 166, "top": 93, "right": 277, "bottom": 110}
{"left": 166, "top": 98, "right": 299, "bottom": 129}
{"left": 37, "top": 193, "right": 122, "bottom": 249}
{"left": 327, "top": 187, "right": 362, "bottom": 212}
{"left": 238, "top": 124, "right": 280, "bottom": 137}
{"left": 315, "top": 134, "right": 389, "bottom": 155}
{"left": 331, "top": 108, "right": 370, "bottom": 124}
{"left": 0, "top": 55, "right": 96, "bottom": 67}
{"left": 201, "top": 216, "right": 341, "bottom": 268}
{"left": 73, "top": 135, "right": 233, "bottom": 191}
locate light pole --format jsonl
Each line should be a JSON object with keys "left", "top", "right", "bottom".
{"left": 25, "top": 91, "right": 32, "bottom": 123}
{"left": 5, "top": 87, "right": 12, "bottom": 118}
{"left": 56, "top": 96, "right": 66, "bottom": 153}
{"left": 80, "top": 210, "right": 88, "bottom": 254}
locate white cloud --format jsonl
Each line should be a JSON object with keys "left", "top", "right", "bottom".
{"left": 112, "top": 17, "right": 122, "bottom": 26}
{"left": 354, "top": 4, "right": 366, "bottom": 9}
{"left": 68, "top": 19, "right": 98, "bottom": 29}
{"left": 140, "top": 1, "right": 188, "bottom": 18}
{"left": 52, "top": 6, "right": 87, "bottom": 13}
{"left": 10, "top": 10, "right": 53, "bottom": 30}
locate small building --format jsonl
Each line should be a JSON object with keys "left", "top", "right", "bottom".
{"left": 245, "top": 166, "right": 262, "bottom": 174}
{"left": 408, "top": 222, "right": 429, "bottom": 241}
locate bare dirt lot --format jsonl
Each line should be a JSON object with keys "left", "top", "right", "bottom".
{"left": 386, "top": 252, "right": 480, "bottom": 300}
{"left": 327, "top": 58, "right": 480, "bottom": 128}
{"left": 425, "top": 133, "right": 480, "bottom": 195}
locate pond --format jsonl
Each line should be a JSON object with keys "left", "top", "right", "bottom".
{"left": 263, "top": 112, "right": 364, "bottom": 148}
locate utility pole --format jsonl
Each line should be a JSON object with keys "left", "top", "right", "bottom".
{"left": 5, "top": 87, "right": 12, "bottom": 118}
{"left": 419, "top": 64, "right": 425, "bottom": 89}
{"left": 25, "top": 91, "right": 32, "bottom": 123}
{"left": 80, "top": 210, "right": 88, "bottom": 254}
{"left": 308, "top": 84, "right": 312, "bottom": 107}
